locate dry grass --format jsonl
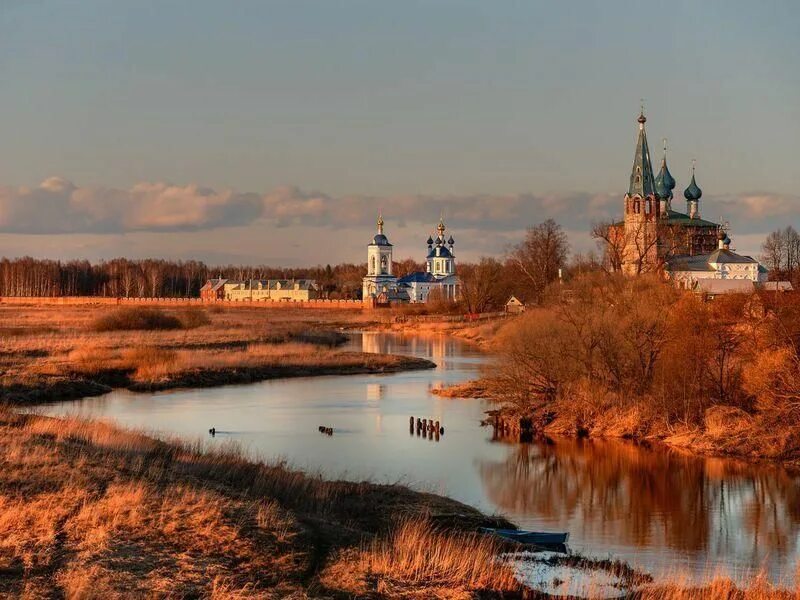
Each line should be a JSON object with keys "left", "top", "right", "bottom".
{"left": 633, "top": 573, "right": 798, "bottom": 599}
{"left": 0, "top": 408, "right": 510, "bottom": 598}
{"left": 0, "top": 304, "right": 428, "bottom": 402}
{"left": 322, "top": 518, "right": 520, "bottom": 599}
{"left": 90, "top": 306, "right": 185, "bottom": 332}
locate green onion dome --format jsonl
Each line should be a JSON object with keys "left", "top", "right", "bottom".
{"left": 684, "top": 173, "right": 702, "bottom": 201}
{"left": 654, "top": 170, "right": 669, "bottom": 199}
{"left": 655, "top": 158, "right": 676, "bottom": 200}
{"left": 661, "top": 160, "right": 676, "bottom": 192}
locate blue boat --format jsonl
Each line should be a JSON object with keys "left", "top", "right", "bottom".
{"left": 480, "top": 528, "right": 569, "bottom": 546}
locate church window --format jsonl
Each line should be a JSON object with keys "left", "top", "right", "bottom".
{"left": 371, "top": 256, "right": 376, "bottom": 274}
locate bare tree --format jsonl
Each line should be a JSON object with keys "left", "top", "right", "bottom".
{"left": 510, "top": 219, "right": 569, "bottom": 302}
{"left": 459, "top": 257, "right": 503, "bottom": 314}
{"left": 761, "top": 226, "right": 800, "bottom": 282}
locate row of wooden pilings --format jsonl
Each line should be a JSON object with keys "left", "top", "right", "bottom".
{"left": 409, "top": 416, "right": 444, "bottom": 441}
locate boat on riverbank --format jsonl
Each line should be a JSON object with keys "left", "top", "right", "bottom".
{"left": 481, "top": 528, "right": 569, "bottom": 546}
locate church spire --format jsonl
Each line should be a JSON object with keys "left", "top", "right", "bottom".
{"left": 628, "top": 107, "right": 657, "bottom": 198}
{"left": 377, "top": 212, "right": 384, "bottom": 235}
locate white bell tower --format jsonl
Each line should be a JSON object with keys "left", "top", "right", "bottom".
{"left": 362, "top": 214, "right": 397, "bottom": 299}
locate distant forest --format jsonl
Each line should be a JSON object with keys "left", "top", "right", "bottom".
{"left": 0, "top": 220, "right": 584, "bottom": 310}
{"left": 0, "top": 257, "right": 370, "bottom": 299}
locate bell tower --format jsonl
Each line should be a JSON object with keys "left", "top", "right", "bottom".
{"left": 622, "top": 108, "right": 661, "bottom": 274}
{"left": 362, "top": 214, "right": 397, "bottom": 299}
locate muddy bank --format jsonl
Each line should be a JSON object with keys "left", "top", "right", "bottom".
{"left": 1, "top": 353, "right": 435, "bottom": 406}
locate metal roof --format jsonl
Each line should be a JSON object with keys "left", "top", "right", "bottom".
{"left": 628, "top": 112, "right": 657, "bottom": 198}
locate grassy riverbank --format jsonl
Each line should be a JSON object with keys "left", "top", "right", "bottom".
{"left": 2, "top": 409, "right": 797, "bottom": 598}
{"left": 459, "top": 275, "right": 800, "bottom": 464}
{"left": 0, "top": 408, "right": 520, "bottom": 598}
{"left": 0, "top": 304, "right": 433, "bottom": 404}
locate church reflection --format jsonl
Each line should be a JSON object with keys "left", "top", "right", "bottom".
{"left": 360, "top": 332, "right": 456, "bottom": 367}
{"left": 366, "top": 383, "right": 386, "bottom": 401}
{"left": 478, "top": 438, "right": 800, "bottom": 563}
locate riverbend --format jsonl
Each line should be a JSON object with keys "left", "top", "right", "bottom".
{"left": 41, "top": 332, "right": 800, "bottom": 587}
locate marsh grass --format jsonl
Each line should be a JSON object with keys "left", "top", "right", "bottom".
{"left": 0, "top": 304, "right": 421, "bottom": 401}
{"left": 0, "top": 408, "right": 507, "bottom": 598}
{"left": 90, "top": 307, "right": 185, "bottom": 332}
{"left": 321, "top": 518, "right": 520, "bottom": 598}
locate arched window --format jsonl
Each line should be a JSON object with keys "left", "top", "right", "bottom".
{"left": 370, "top": 256, "right": 376, "bottom": 274}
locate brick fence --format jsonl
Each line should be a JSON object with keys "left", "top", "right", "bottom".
{"left": 0, "top": 296, "right": 368, "bottom": 310}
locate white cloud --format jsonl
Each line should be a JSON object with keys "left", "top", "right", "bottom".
{"left": 0, "top": 177, "right": 795, "bottom": 266}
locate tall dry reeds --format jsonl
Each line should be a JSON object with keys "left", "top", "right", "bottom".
{"left": 0, "top": 408, "right": 508, "bottom": 598}
{"left": 322, "top": 518, "right": 519, "bottom": 598}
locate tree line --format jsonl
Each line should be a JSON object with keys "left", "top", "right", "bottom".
{"left": 0, "top": 219, "right": 576, "bottom": 306}
{"left": 0, "top": 257, "right": 367, "bottom": 299}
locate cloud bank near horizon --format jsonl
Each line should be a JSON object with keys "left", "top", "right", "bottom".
{"left": 0, "top": 177, "right": 793, "bottom": 263}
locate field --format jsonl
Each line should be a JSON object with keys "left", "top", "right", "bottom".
{"left": 0, "top": 304, "right": 432, "bottom": 404}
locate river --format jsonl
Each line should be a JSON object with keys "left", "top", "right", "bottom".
{"left": 39, "top": 332, "right": 800, "bottom": 586}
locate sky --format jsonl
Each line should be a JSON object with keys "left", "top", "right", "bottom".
{"left": 0, "top": 1, "right": 798, "bottom": 266}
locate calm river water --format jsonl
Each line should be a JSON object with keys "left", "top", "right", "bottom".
{"left": 40, "top": 333, "right": 800, "bottom": 585}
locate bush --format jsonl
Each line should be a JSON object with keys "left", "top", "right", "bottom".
{"left": 178, "top": 309, "right": 211, "bottom": 329}
{"left": 90, "top": 307, "right": 183, "bottom": 332}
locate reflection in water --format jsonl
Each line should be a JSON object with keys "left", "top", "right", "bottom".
{"left": 366, "top": 383, "right": 386, "bottom": 401}
{"left": 39, "top": 332, "right": 800, "bottom": 584}
{"left": 479, "top": 438, "right": 800, "bottom": 581}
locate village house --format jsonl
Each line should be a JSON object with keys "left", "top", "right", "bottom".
{"left": 505, "top": 296, "right": 526, "bottom": 314}
{"left": 200, "top": 278, "right": 227, "bottom": 301}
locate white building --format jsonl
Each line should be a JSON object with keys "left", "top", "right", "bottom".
{"left": 667, "top": 231, "right": 768, "bottom": 289}
{"left": 361, "top": 215, "right": 408, "bottom": 302}
{"left": 361, "top": 215, "right": 459, "bottom": 304}
{"left": 397, "top": 218, "right": 459, "bottom": 303}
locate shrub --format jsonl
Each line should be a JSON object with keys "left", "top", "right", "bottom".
{"left": 178, "top": 309, "right": 211, "bottom": 329}
{"left": 90, "top": 307, "right": 183, "bottom": 332}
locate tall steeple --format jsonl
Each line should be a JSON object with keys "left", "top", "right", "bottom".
{"left": 628, "top": 107, "right": 657, "bottom": 198}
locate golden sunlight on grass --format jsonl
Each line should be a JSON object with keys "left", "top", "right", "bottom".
{"left": 322, "top": 518, "right": 520, "bottom": 598}
{"left": 0, "top": 304, "right": 430, "bottom": 402}
{"left": 0, "top": 408, "right": 509, "bottom": 598}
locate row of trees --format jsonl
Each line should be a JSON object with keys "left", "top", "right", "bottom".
{"left": 488, "top": 273, "right": 800, "bottom": 458}
{"left": 760, "top": 226, "right": 800, "bottom": 284}
{"left": 0, "top": 258, "right": 368, "bottom": 299}
{"left": 0, "top": 219, "right": 575, "bottom": 306}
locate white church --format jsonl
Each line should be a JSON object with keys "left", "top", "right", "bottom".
{"left": 362, "top": 215, "right": 460, "bottom": 304}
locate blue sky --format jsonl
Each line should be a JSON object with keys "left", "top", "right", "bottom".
{"left": 0, "top": 1, "right": 798, "bottom": 265}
